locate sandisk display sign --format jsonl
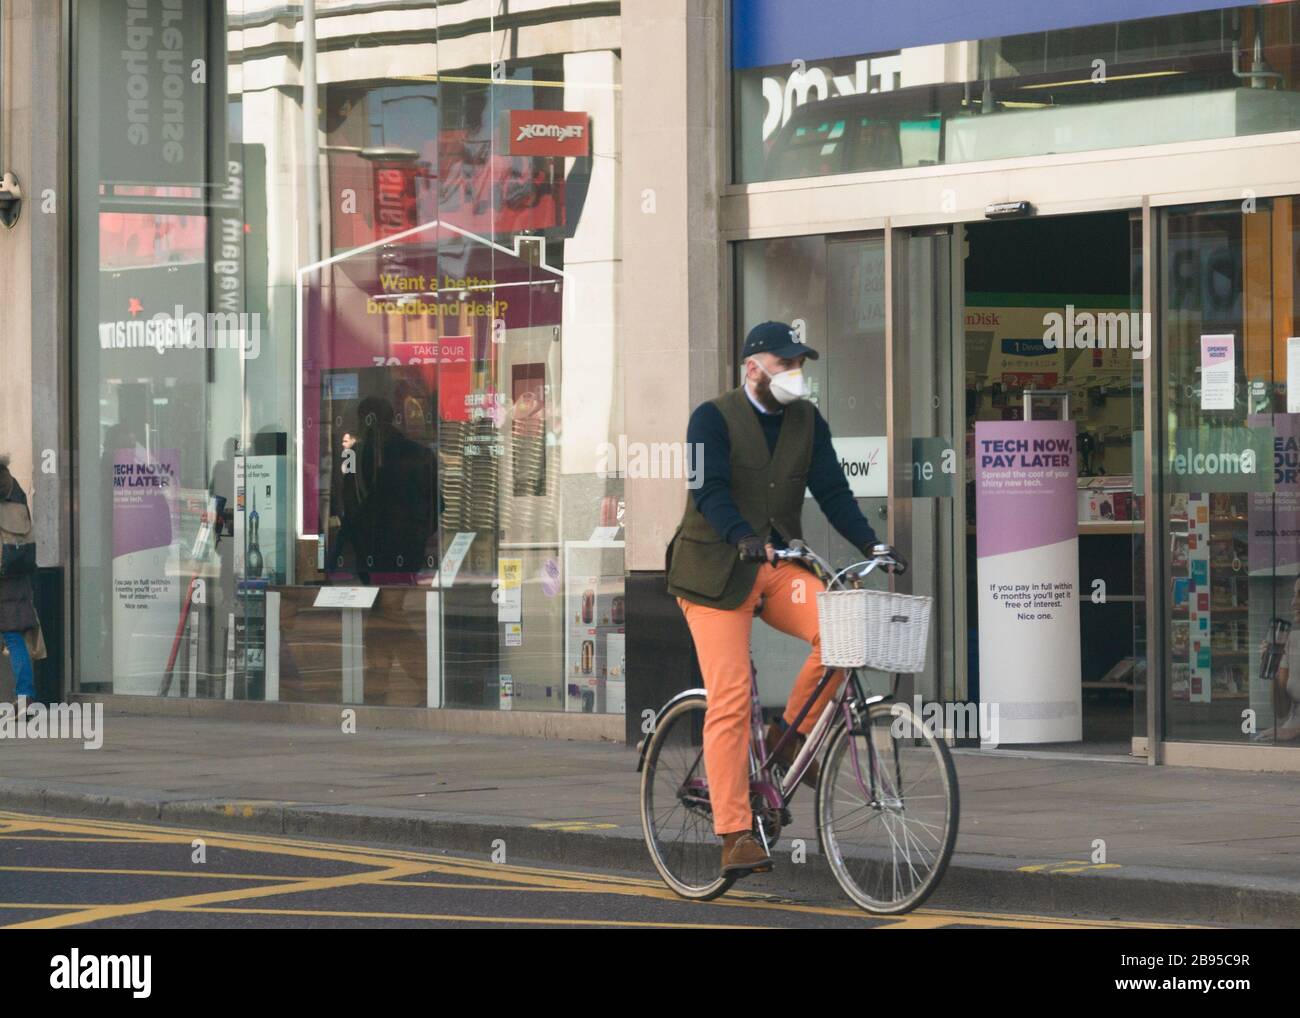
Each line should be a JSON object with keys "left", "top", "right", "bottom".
{"left": 508, "top": 109, "right": 590, "bottom": 156}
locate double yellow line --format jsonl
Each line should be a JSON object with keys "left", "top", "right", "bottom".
{"left": 0, "top": 810, "right": 1195, "bottom": 929}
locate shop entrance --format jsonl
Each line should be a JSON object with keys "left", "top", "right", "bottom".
{"left": 963, "top": 210, "right": 1143, "bottom": 754}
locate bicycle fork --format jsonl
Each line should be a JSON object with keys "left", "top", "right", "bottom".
{"left": 844, "top": 693, "right": 897, "bottom": 807}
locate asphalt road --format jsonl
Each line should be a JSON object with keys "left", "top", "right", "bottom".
{"left": 0, "top": 808, "right": 1198, "bottom": 930}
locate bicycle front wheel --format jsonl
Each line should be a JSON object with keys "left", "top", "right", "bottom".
{"left": 816, "top": 699, "right": 959, "bottom": 915}
{"left": 639, "top": 693, "right": 736, "bottom": 901}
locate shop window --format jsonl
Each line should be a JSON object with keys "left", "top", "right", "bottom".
{"left": 1157, "top": 197, "right": 1300, "bottom": 745}
{"left": 71, "top": 1, "right": 624, "bottom": 714}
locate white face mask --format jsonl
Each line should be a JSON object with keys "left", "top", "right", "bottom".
{"left": 754, "top": 359, "right": 809, "bottom": 404}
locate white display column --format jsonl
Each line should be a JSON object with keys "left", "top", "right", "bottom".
{"left": 975, "top": 420, "right": 1082, "bottom": 744}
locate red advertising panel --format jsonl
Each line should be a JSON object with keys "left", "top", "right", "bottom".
{"left": 327, "top": 135, "right": 568, "bottom": 248}
{"left": 329, "top": 155, "right": 432, "bottom": 253}
{"left": 507, "top": 109, "right": 590, "bottom": 157}
{"left": 373, "top": 162, "right": 421, "bottom": 239}
{"left": 438, "top": 130, "right": 566, "bottom": 234}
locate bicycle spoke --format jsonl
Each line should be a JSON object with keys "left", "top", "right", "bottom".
{"left": 642, "top": 698, "right": 730, "bottom": 898}
{"left": 819, "top": 705, "right": 956, "bottom": 914}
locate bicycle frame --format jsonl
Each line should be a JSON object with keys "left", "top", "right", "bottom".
{"left": 747, "top": 542, "right": 903, "bottom": 838}
{"left": 749, "top": 663, "right": 890, "bottom": 821}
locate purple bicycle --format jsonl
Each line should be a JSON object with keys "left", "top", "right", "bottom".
{"left": 637, "top": 541, "right": 959, "bottom": 914}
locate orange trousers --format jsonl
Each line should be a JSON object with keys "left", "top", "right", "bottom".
{"left": 676, "top": 560, "right": 841, "bottom": 835}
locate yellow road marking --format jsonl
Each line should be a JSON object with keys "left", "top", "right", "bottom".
{"left": 391, "top": 874, "right": 727, "bottom": 903}
{"left": 0, "top": 865, "right": 308, "bottom": 882}
{"left": 1019, "top": 860, "right": 1124, "bottom": 875}
{"left": 0, "top": 811, "right": 1173, "bottom": 926}
{"left": 2, "top": 810, "right": 708, "bottom": 895}
{"left": 0, "top": 811, "right": 1200, "bottom": 929}
{"left": 905, "top": 906, "right": 1187, "bottom": 929}
{"left": 377, "top": 879, "right": 649, "bottom": 893}
{"left": 874, "top": 911, "right": 1150, "bottom": 930}
{"left": 174, "top": 905, "right": 763, "bottom": 928}
{"left": 0, "top": 835, "right": 149, "bottom": 843}
{"left": 3, "top": 874, "right": 583, "bottom": 896}
{"left": 4, "top": 860, "right": 438, "bottom": 930}
{"left": 0, "top": 898, "right": 1155, "bottom": 930}
{"left": 0, "top": 813, "right": 421, "bottom": 869}
{"left": 0, "top": 814, "right": 445, "bottom": 932}
{"left": 528, "top": 820, "right": 619, "bottom": 832}
{"left": 0, "top": 810, "right": 678, "bottom": 886}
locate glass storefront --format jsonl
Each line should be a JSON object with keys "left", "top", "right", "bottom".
{"left": 71, "top": 1, "right": 624, "bottom": 713}
{"left": 733, "top": 1, "right": 1300, "bottom": 184}
{"left": 729, "top": 0, "right": 1300, "bottom": 758}
{"left": 1157, "top": 197, "right": 1300, "bottom": 745}
{"left": 730, "top": 201, "right": 1300, "bottom": 753}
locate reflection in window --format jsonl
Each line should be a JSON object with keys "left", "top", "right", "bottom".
{"left": 735, "top": 3, "right": 1300, "bottom": 182}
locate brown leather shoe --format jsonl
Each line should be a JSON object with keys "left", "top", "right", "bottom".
{"left": 720, "top": 830, "right": 773, "bottom": 876}
{"left": 765, "top": 720, "right": 818, "bottom": 788}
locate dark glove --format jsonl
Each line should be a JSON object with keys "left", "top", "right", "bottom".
{"left": 865, "top": 542, "right": 908, "bottom": 575}
{"left": 738, "top": 534, "right": 768, "bottom": 562}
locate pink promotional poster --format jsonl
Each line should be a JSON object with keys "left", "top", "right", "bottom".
{"left": 974, "top": 420, "right": 1081, "bottom": 744}
{"left": 111, "top": 448, "right": 182, "bottom": 694}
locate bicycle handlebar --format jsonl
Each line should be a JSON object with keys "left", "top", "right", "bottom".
{"left": 767, "top": 539, "right": 905, "bottom": 590}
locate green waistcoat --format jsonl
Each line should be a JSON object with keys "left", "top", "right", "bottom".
{"left": 665, "top": 385, "right": 814, "bottom": 609}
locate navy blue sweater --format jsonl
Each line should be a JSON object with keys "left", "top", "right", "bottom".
{"left": 686, "top": 389, "right": 879, "bottom": 551}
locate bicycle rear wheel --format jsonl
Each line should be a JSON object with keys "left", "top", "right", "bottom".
{"left": 639, "top": 693, "right": 736, "bottom": 900}
{"left": 816, "top": 699, "right": 958, "bottom": 914}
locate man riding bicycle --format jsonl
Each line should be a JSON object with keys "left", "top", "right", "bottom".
{"left": 665, "top": 321, "right": 906, "bottom": 878}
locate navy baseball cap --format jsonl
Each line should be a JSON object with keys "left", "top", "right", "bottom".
{"left": 741, "top": 321, "right": 819, "bottom": 360}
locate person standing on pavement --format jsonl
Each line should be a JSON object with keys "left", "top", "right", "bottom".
{"left": 664, "top": 322, "right": 906, "bottom": 878}
{"left": 0, "top": 455, "right": 41, "bottom": 715}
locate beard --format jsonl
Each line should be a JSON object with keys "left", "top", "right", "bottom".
{"left": 751, "top": 371, "right": 783, "bottom": 412}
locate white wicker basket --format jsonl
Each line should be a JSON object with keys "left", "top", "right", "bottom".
{"left": 816, "top": 588, "right": 933, "bottom": 673}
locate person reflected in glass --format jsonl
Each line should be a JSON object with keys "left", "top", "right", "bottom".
{"left": 327, "top": 430, "right": 367, "bottom": 577}
{"left": 351, "top": 397, "right": 437, "bottom": 705}
{"left": 353, "top": 396, "right": 436, "bottom": 583}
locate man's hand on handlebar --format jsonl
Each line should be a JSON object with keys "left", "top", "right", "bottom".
{"left": 738, "top": 536, "right": 905, "bottom": 574}
{"left": 867, "top": 543, "right": 908, "bottom": 575}
{"left": 737, "top": 535, "right": 776, "bottom": 563}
